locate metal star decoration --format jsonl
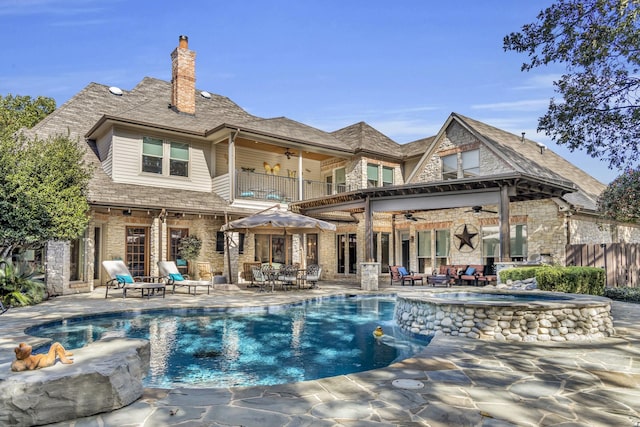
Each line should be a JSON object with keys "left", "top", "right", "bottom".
{"left": 455, "top": 224, "right": 478, "bottom": 250}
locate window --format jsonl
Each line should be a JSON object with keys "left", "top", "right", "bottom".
{"left": 170, "top": 142, "right": 189, "bottom": 177}
{"left": 325, "top": 175, "right": 333, "bottom": 195}
{"left": 372, "top": 232, "right": 391, "bottom": 273}
{"left": 481, "top": 224, "right": 528, "bottom": 262}
{"left": 442, "top": 154, "right": 457, "bottom": 180}
{"left": 142, "top": 137, "right": 190, "bottom": 177}
{"left": 462, "top": 150, "right": 480, "bottom": 177}
{"left": 380, "top": 232, "right": 390, "bottom": 273}
{"left": 511, "top": 224, "right": 528, "bottom": 261}
{"left": 142, "top": 137, "right": 163, "bottom": 174}
{"left": 216, "top": 232, "right": 225, "bottom": 253}
{"left": 306, "top": 234, "right": 318, "bottom": 265}
{"left": 417, "top": 230, "right": 432, "bottom": 257}
{"left": 367, "top": 164, "right": 379, "bottom": 188}
{"left": 254, "top": 235, "right": 291, "bottom": 264}
{"left": 435, "top": 229, "right": 450, "bottom": 265}
{"left": 382, "top": 166, "right": 394, "bottom": 187}
{"left": 238, "top": 233, "right": 245, "bottom": 255}
{"left": 335, "top": 167, "right": 346, "bottom": 193}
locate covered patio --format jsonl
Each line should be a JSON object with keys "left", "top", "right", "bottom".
{"left": 291, "top": 172, "right": 576, "bottom": 287}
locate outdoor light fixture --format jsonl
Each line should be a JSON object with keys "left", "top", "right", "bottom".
{"left": 284, "top": 148, "right": 293, "bottom": 159}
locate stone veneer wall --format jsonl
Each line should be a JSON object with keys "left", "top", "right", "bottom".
{"left": 395, "top": 293, "right": 615, "bottom": 342}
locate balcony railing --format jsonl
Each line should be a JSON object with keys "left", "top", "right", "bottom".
{"left": 235, "top": 170, "right": 350, "bottom": 203}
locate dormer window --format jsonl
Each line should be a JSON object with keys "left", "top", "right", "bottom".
{"left": 142, "top": 136, "right": 190, "bottom": 177}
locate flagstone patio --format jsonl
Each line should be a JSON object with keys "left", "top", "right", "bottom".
{"left": 1, "top": 281, "right": 639, "bottom": 426}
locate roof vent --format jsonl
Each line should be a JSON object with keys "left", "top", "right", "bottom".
{"left": 108, "top": 86, "right": 123, "bottom": 96}
{"left": 200, "top": 90, "right": 211, "bottom": 99}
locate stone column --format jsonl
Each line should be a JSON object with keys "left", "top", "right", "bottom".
{"left": 45, "top": 241, "right": 69, "bottom": 296}
{"left": 360, "top": 262, "right": 380, "bottom": 290}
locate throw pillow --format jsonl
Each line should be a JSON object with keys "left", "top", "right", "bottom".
{"left": 398, "top": 266, "right": 409, "bottom": 276}
{"left": 465, "top": 267, "right": 476, "bottom": 276}
{"left": 115, "top": 274, "right": 134, "bottom": 284}
{"left": 169, "top": 273, "right": 185, "bottom": 282}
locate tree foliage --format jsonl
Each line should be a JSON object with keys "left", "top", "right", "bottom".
{"left": 178, "top": 235, "right": 202, "bottom": 261}
{"left": 597, "top": 167, "right": 640, "bottom": 223}
{"left": 0, "top": 94, "right": 55, "bottom": 136}
{"left": 0, "top": 94, "right": 91, "bottom": 257}
{"left": 504, "top": 0, "right": 640, "bottom": 170}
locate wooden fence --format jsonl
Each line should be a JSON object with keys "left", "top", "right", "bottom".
{"left": 566, "top": 243, "right": 640, "bottom": 288}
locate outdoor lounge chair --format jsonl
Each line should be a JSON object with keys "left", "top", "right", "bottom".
{"left": 102, "top": 260, "right": 166, "bottom": 299}
{"left": 390, "top": 265, "right": 424, "bottom": 286}
{"left": 157, "top": 261, "right": 213, "bottom": 295}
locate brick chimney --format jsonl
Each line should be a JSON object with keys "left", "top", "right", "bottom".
{"left": 171, "top": 35, "right": 196, "bottom": 114}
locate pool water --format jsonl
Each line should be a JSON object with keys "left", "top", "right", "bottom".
{"left": 26, "top": 296, "right": 430, "bottom": 389}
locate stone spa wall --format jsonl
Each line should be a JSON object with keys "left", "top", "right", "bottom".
{"left": 395, "top": 291, "right": 615, "bottom": 342}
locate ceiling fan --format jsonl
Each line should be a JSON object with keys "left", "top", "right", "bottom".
{"left": 404, "top": 213, "right": 425, "bottom": 221}
{"left": 466, "top": 205, "right": 497, "bottom": 214}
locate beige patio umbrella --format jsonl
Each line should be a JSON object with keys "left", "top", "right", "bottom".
{"left": 220, "top": 205, "right": 336, "bottom": 273}
{"left": 221, "top": 207, "right": 336, "bottom": 235}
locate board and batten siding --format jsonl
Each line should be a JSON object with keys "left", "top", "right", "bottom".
{"left": 111, "top": 130, "right": 212, "bottom": 192}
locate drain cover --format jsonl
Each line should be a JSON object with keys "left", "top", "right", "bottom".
{"left": 392, "top": 379, "right": 425, "bottom": 390}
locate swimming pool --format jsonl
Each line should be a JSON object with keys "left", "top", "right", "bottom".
{"left": 27, "top": 295, "right": 430, "bottom": 388}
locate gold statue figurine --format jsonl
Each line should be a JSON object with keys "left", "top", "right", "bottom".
{"left": 11, "top": 342, "right": 74, "bottom": 372}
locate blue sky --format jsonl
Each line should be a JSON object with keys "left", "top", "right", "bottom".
{"left": 0, "top": 0, "right": 619, "bottom": 184}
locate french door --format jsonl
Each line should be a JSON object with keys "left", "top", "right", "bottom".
{"left": 126, "top": 227, "right": 149, "bottom": 277}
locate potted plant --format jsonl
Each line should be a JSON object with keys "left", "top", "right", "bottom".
{"left": 177, "top": 235, "right": 202, "bottom": 276}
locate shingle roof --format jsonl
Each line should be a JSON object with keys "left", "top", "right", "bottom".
{"left": 25, "top": 73, "right": 606, "bottom": 214}
{"left": 237, "top": 116, "right": 347, "bottom": 151}
{"left": 25, "top": 79, "right": 252, "bottom": 214}
{"left": 452, "top": 113, "right": 606, "bottom": 210}
{"left": 402, "top": 136, "right": 436, "bottom": 158}
{"left": 331, "top": 122, "right": 403, "bottom": 160}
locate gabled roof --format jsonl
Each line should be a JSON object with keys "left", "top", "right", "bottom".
{"left": 452, "top": 113, "right": 606, "bottom": 210}
{"left": 406, "top": 113, "right": 605, "bottom": 211}
{"left": 331, "top": 122, "right": 403, "bottom": 161}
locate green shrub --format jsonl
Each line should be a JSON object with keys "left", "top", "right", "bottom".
{"left": 0, "top": 258, "right": 46, "bottom": 307}
{"left": 499, "top": 267, "right": 538, "bottom": 282}
{"left": 604, "top": 286, "right": 640, "bottom": 302}
{"left": 499, "top": 265, "right": 605, "bottom": 295}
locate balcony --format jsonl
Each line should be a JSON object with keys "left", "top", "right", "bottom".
{"left": 235, "top": 170, "right": 349, "bottom": 203}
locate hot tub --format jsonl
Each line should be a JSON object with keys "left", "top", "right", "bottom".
{"left": 395, "top": 290, "right": 615, "bottom": 342}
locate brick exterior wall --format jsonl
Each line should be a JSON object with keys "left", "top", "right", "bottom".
{"left": 170, "top": 36, "right": 196, "bottom": 115}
